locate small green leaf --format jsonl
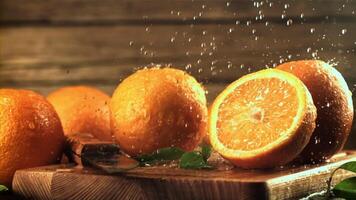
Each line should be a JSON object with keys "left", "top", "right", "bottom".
{"left": 338, "top": 161, "right": 356, "bottom": 173}
{"left": 136, "top": 147, "right": 185, "bottom": 165}
{"left": 179, "top": 151, "right": 214, "bottom": 169}
{"left": 332, "top": 176, "right": 356, "bottom": 199}
{"left": 201, "top": 144, "right": 212, "bottom": 161}
{"left": 0, "top": 185, "right": 9, "bottom": 193}
{"left": 326, "top": 161, "right": 356, "bottom": 198}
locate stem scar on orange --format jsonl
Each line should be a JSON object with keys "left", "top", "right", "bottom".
{"left": 209, "top": 69, "right": 317, "bottom": 168}
{"left": 277, "top": 60, "right": 354, "bottom": 164}
{"left": 110, "top": 67, "right": 208, "bottom": 157}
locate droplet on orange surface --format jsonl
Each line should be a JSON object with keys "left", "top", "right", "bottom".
{"left": 0, "top": 89, "right": 65, "bottom": 186}
{"left": 47, "top": 86, "right": 112, "bottom": 141}
{"left": 209, "top": 69, "right": 317, "bottom": 168}
{"left": 277, "top": 60, "right": 354, "bottom": 163}
{"left": 110, "top": 67, "right": 208, "bottom": 157}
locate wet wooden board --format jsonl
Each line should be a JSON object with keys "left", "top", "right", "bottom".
{"left": 12, "top": 151, "right": 356, "bottom": 200}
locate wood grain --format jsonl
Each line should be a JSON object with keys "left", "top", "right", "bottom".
{"left": 1, "top": 0, "right": 355, "bottom": 24}
{"left": 1, "top": 22, "right": 355, "bottom": 65}
{"left": 12, "top": 151, "right": 356, "bottom": 200}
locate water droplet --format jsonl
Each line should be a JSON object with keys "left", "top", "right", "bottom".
{"left": 226, "top": 2, "right": 230, "bottom": 7}
{"left": 286, "top": 19, "right": 293, "bottom": 26}
{"left": 312, "top": 52, "right": 318, "bottom": 58}
{"left": 341, "top": 29, "right": 347, "bottom": 35}
{"left": 28, "top": 122, "right": 35, "bottom": 130}
{"left": 310, "top": 28, "right": 315, "bottom": 34}
{"left": 281, "top": 13, "right": 286, "bottom": 19}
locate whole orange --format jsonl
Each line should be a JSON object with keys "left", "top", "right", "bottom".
{"left": 0, "top": 89, "right": 65, "bottom": 186}
{"left": 110, "top": 67, "right": 208, "bottom": 157}
{"left": 277, "top": 60, "right": 354, "bottom": 163}
{"left": 47, "top": 86, "right": 112, "bottom": 141}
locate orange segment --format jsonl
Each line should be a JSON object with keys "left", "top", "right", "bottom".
{"left": 209, "top": 69, "right": 317, "bottom": 168}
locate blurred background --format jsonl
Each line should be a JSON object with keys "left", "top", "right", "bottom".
{"left": 0, "top": 0, "right": 355, "bottom": 148}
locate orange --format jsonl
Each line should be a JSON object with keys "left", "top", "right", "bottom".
{"left": 209, "top": 69, "right": 317, "bottom": 168}
{"left": 0, "top": 89, "right": 65, "bottom": 187}
{"left": 47, "top": 86, "right": 112, "bottom": 141}
{"left": 277, "top": 60, "right": 354, "bottom": 163}
{"left": 110, "top": 67, "right": 208, "bottom": 157}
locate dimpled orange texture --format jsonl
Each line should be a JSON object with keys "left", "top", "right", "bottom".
{"left": 110, "top": 67, "right": 208, "bottom": 157}
{"left": 47, "top": 86, "right": 112, "bottom": 141}
{"left": 0, "top": 89, "right": 65, "bottom": 187}
{"left": 277, "top": 60, "right": 354, "bottom": 163}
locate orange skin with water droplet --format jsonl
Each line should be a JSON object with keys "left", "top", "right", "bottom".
{"left": 110, "top": 67, "right": 208, "bottom": 157}
{"left": 47, "top": 86, "right": 112, "bottom": 141}
{"left": 277, "top": 60, "right": 354, "bottom": 163}
{"left": 0, "top": 89, "right": 65, "bottom": 187}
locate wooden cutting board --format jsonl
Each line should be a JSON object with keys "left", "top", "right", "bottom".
{"left": 12, "top": 151, "right": 356, "bottom": 200}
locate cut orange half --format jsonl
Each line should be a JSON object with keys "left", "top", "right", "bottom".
{"left": 209, "top": 69, "right": 317, "bottom": 168}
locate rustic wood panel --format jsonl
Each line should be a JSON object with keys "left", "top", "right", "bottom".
{"left": 1, "top": 22, "right": 355, "bottom": 65}
{"left": 0, "top": 52, "right": 355, "bottom": 87}
{"left": 1, "top": 0, "right": 355, "bottom": 24}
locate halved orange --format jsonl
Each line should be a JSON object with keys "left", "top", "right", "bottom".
{"left": 209, "top": 69, "right": 317, "bottom": 168}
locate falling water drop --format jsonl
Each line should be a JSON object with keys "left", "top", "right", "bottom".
{"left": 286, "top": 19, "right": 293, "bottom": 26}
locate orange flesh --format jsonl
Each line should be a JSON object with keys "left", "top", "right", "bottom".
{"left": 217, "top": 78, "right": 299, "bottom": 151}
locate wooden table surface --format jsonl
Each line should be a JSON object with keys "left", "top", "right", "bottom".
{"left": 9, "top": 151, "right": 356, "bottom": 200}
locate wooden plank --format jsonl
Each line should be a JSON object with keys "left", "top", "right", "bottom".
{"left": 11, "top": 151, "right": 356, "bottom": 200}
{"left": 0, "top": 22, "right": 355, "bottom": 67}
{"left": 0, "top": 50, "right": 355, "bottom": 86}
{"left": 1, "top": 0, "right": 355, "bottom": 24}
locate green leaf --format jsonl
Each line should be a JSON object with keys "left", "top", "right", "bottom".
{"left": 0, "top": 185, "right": 9, "bottom": 193}
{"left": 201, "top": 144, "right": 212, "bottom": 161}
{"left": 338, "top": 161, "right": 356, "bottom": 173}
{"left": 332, "top": 176, "right": 356, "bottom": 199}
{"left": 326, "top": 161, "right": 356, "bottom": 198}
{"left": 179, "top": 151, "right": 214, "bottom": 169}
{"left": 136, "top": 147, "right": 185, "bottom": 165}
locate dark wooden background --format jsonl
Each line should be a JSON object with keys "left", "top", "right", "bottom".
{"left": 0, "top": 0, "right": 355, "bottom": 148}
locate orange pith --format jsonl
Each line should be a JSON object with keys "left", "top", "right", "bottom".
{"left": 209, "top": 69, "right": 317, "bottom": 168}
{"left": 217, "top": 78, "right": 299, "bottom": 151}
